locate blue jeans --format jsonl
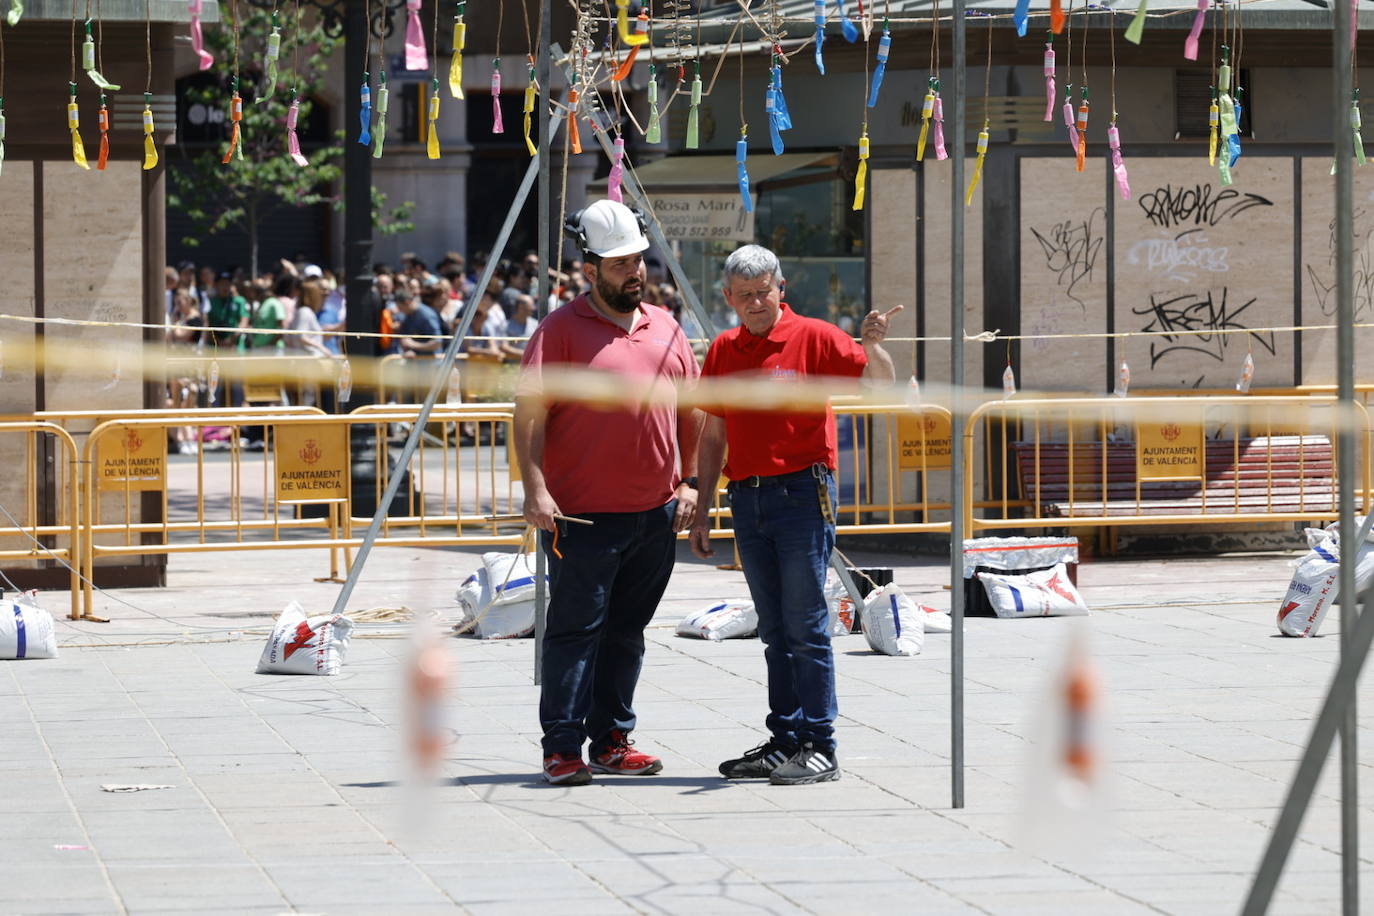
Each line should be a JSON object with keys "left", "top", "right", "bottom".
{"left": 729, "top": 469, "right": 838, "bottom": 754}
{"left": 538, "top": 501, "right": 677, "bottom": 756}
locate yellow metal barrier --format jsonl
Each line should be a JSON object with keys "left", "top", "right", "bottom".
{"left": 68, "top": 392, "right": 1374, "bottom": 617}
{"left": 831, "top": 402, "right": 956, "bottom": 535}
{"left": 965, "top": 395, "right": 1369, "bottom": 537}
{"left": 378, "top": 353, "right": 444, "bottom": 405}
{"left": 165, "top": 355, "right": 342, "bottom": 405}
{"left": 695, "top": 401, "right": 958, "bottom": 541}
{"left": 0, "top": 407, "right": 328, "bottom": 428}
{"left": 0, "top": 409, "right": 324, "bottom": 620}
{"left": 0, "top": 423, "right": 82, "bottom": 619}
{"left": 78, "top": 408, "right": 529, "bottom": 618}
{"left": 376, "top": 352, "right": 522, "bottom": 405}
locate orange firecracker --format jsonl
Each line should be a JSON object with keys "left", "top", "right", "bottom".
{"left": 1074, "top": 101, "right": 1089, "bottom": 172}
{"left": 568, "top": 89, "right": 582, "bottom": 154}
{"left": 408, "top": 629, "right": 452, "bottom": 778}
{"left": 1062, "top": 652, "right": 1098, "bottom": 782}
{"left": 221, "top": 87, "right": 243, "bottom": 164}
{"left": 97, "top": 102, "right": 110, "bottom": 170}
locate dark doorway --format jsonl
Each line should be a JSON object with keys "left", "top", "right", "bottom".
{"left": 465, "top": 90, "right": 539, "bottom": 261}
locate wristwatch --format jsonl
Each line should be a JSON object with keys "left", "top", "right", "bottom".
{"left": 679, "top": 477, "right": 699, "bottom": 489}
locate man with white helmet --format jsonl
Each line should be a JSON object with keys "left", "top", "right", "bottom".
{"left": 514, "top": 199, "right": 704, "bottom": 786}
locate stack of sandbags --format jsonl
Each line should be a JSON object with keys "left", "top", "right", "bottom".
{"left": 454, "top": 552, "right": 547, "bottom": 639}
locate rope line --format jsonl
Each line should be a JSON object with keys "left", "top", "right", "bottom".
{"left": 5, "top": 312, "right": 1374, "bottom": 348}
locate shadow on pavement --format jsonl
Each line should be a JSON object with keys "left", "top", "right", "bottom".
{"left": 341, "top": 773, "right": 734, "bottom": 792}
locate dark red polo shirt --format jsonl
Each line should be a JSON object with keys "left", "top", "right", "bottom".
{"left": 701, "top": 304, "right": 866, "bottom": 480}
{"left": 518, "top": 295, "right": 699, "bottom": 514}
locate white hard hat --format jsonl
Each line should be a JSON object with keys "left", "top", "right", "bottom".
{"left": 572, "top": 200, "right": 650, "bottom": 258}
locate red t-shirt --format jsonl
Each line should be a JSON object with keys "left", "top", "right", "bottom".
{"left": 701, "top": 304, "right": 867, "bottom": 480}
{"left": 518, "top": 295, "right": 700, "bottom": 514}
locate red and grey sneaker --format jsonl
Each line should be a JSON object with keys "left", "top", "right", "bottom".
{"left": 543, "top": 752, "right": 592, "bottom": 786}
{"left": 589, "top": 730, "right": 663, "bottom": 776}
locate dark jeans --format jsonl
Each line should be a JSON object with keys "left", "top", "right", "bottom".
{"left": 538, "top": 500, "right": 677, "bottom": 756}
{"left": 729, "top": 470, "right": 838, "bottom": 754}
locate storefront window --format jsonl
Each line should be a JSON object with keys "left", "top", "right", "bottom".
{"left": 662, "top": 172, "right": 866, "bottom": 340}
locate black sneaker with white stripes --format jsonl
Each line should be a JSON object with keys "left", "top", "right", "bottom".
{"left": 768, "top": 743, "right": 840, "bottom": 785}
{"left": 718, "top": 739, "right": 797, "bottom": 779}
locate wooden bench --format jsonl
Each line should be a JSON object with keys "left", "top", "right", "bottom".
{"left": 1012, "top": 435, "right": 1337, "bottom": 517}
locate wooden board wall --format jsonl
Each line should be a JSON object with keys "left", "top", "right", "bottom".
{"left": 0, "top": 171, "right": 40, "bottom": 547}
{"left": 1019, "top": 157, "right": 1108, "bottom": 392}
{"left": 870, "top": 169, "right": 918, "bottom": 379}
{"left": 41, "top": 161, "right": 147, "bottom": 413}
{"left": 922, "top": 161, "right": 985, "bottom": 394}
{"left": 0, "top": 170, "right": 37, "bottom": 416}
{"left": 959, "top": 155, "right": 1312, "bottom": 394}
{"left": 1298, "top": 157, "right": 1374, "bottom": 384}
{"left": 1115, "top": 158, "right": 1295, "bottom": 390}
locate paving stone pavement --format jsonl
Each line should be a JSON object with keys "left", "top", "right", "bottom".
{"left": 2, "top": 541, "right": 1371, "bottom": 915}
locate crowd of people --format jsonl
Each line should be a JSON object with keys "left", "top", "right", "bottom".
{"left": 164, "top": 250, "right": 693, "bottom": 364}
{"left": 161, "top": 249, "right": 693, "bottom": 442}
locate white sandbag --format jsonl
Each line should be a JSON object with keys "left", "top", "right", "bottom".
{"left": 1317, "top": 515, "right": 1374, "bottom": 541}
{"left": 920, "top": 605, "right": 954, "bottom": 634}
{"left": 823, "top": 570, "right": 858, "bottom": 636}
{"left": 0, "top": 595, "right": 58, "bottom": 660}
{"left": 454, "top": 552, "right": 546, "bottom": 639}
{"left": 256, "top": 602, "right": 353, "bottom": 675}
{"left": 963, "top": 537, "right": 1079, "bottom": 579}
{"left": 676, "top": 601, "right": 758, "bottom": 641}
{"left": 977, "top": 563, "right": 1090, "bottom": 618}
{"left": 1277, "top": 534, "right": 1374, "bottom": 637}
{"left": 861, "top": 584, "right": 926, "bottom": 656}
{"left": 1278, "top": 538, "right": 1340, "bottom": 638}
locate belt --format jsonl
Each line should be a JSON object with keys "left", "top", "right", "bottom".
{"left": 730, "top": 464, "right": 830, "bottom": 489}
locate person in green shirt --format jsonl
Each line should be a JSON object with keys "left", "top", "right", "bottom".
{"left": 205, "top": 272, "right": 248, "bottom": 352}
{"left": 203, "top": 272, "right": 249, "bottom": 406}
{"left": 247, "top": 278, "right": 287, "bottom": 351}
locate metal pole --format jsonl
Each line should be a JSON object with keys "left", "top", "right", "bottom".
{"left": 343, "top": 0, "right": 377, "bottom": 382}
{"left": 1240, "top": 551, "right": 1374, "bottom": 915}
{"left": 948, "top": 0, "right": 967, "bottom": 810}
{"left": 1332, "top": 0, "right": 1360, "bottom": 910}
{"left": 330, "top": 113, "right": 563, "bottom": 617}
{"left": 828, "top": 553, "right": 865, "bottom": 608}
{"left": 1243, "top": 7, "right": 1360, "bottom": 907}
{"left": 533, "top": 0, "right": 553, "bottom": 686}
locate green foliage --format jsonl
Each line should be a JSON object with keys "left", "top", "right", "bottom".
{"left": 167, "top": 8, "right": 413, "bottom": 267}
{"left": 370, "top": 183, "right": 416, "bottom": 237}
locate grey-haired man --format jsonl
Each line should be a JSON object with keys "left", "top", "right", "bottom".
{"left": 690, "top": 244, "right": 900, "bottom": 785}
